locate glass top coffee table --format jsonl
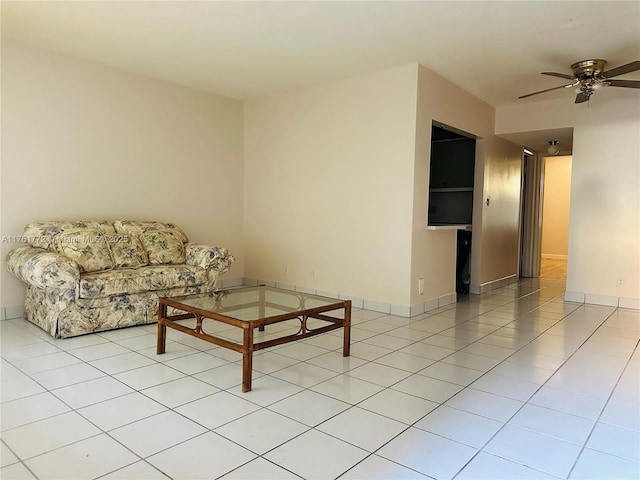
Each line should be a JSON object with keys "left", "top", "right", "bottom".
{"left": 156, "top": 286, "right": 351, "bottom": 392}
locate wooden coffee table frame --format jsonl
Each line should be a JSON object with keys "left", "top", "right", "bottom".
{"left": 156, "top": 287, "right": 351, "bottom": 392}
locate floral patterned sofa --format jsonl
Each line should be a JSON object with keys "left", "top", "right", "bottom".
{"left": 6, "top": 220, "right": 235, "bottom": 338}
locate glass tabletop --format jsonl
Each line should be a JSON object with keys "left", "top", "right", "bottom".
{"left": 166, "top": 286, "right": 345, "bottom": 322}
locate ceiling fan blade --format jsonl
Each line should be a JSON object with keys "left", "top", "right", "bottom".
{"left": 606, "top": 79, "right": 640, "bottom": 88}
{"left": 602, "top": 61, "right": 640, "bottom": 78}
{"left": 575, "top": 92, "right": 590, "bottom": 104}
{"left": 518, "top": 82, "right": 576, "bottom": 99}
{"left": 541, "top": 72, "right": 575, "bottom": 80}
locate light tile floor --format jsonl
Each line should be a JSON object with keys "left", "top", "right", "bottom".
{"left": 1, "top": 279, "right": 639, "bottom": 479}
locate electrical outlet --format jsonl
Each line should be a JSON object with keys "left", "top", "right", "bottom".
{"left": 311, "top": 269, "right": 316, "bottom": 278}
{"left": 616, "top": 277, "right": 624, "bottom": 287}
{"left": 418, "top": 278, "right": 425, "bottom": 295}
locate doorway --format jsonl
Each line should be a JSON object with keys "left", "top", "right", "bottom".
{"left": 519, "top": 151, "right": 572, "bottom": 282}
{"left": 539, "top": 155, "right": 572, "bottom": 280}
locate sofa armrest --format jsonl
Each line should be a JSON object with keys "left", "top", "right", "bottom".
{"left": 6, "top": 246, "right": 80, "bottom": 294}
{"left": 185, "top": 244, "right": 235, "bottom": 274}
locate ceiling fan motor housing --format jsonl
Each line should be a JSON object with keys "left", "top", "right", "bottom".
{"left": 571, "top": 59, "right": 607, "bottom": 79}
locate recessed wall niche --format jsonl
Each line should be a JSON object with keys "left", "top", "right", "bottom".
{"left": 427, "top": 123, "right": 476, "bottom": 227}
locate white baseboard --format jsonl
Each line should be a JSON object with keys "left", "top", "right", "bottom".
{"left": 243, "top": 277, "right": 455, "bottom": 318}
{"left": 470, "top": 274, "right": 517, "bottom": 295}
{"left": 2, "top": 305, "right": 25, "bottom": 320}
{"left": 564, "top": 291, "right": 640, "bottom": 310}
{"left": 541, "top": 254, "right": 568, "bottom": 260}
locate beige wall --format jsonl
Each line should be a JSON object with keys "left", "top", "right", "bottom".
{"left": 413, "top": 65, "right": 521, "bottom": 306}
{"left": 496, "top": 91, "right": 640, "bottom": 304}
{"left": 541, "top": 155, "right": 572, "bottom": 258}
{"left": 1, "top": 42, "right": 245, "bottom": 310}
{"left": 244, "top": 64, "right": 419, "bottom": 307}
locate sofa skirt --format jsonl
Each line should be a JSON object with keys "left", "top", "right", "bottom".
{"left": 25, "top": 284, "right": 211, "bottom": 338}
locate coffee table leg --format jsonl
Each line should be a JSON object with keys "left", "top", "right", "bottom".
{"left": 157, "top": 303, "right": 167, "bottom": 355}
{"left": 242, "top": 327, "right": 254, "bottom": 392}
{"left": 343, "top": 300, "right": 351, "bottom": 357}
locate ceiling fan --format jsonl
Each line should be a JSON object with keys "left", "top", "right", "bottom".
{"left": 519, "top": 59, "right": 640, "bottom": 103}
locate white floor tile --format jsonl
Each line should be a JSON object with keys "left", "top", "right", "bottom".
{"left": 373, "top": 351, "right": 436, "bottom": 372}
{"left": 0, "top": 375, "right": 45, "bottom": 402}
{"left": 219, "top": 457, "right": 300, "bottom": 479}
{"left": 349, "top": 342, "right": 394, "bottom": 361}
{"left": 444, "top": 388, "right": 523, "bottom": 422}
{"left": 161, "top": 351, "right": 228, "bottom": 374}
{"left": 469, "top": 372, "right": 540, "bottom": 401}
{"left": 77, "top": 392, "right": 167, "bottom": 431}
{"left": 508, "top": 403, "right": 595, "bottom": 445}
{"left": 264, "top": 429, "right": 368, "bottom": 480}
{"left": 146, "top": 431, "right": 256, "bottom": 479}
{"left": 100, "top": 460, "right": 171, "bottom": 479}
{"left": 24, "top": 434, "right": 138, "bottom": 480}
{"left": 357, "top": 388, "right": 438, "bottom": 424}
{"left": 1, "top": 441, "right": 18, "bottom": 467}
{"left": 529, "top": 385, "right": 607, "bottom": 420}
{"left": 305, "top": 351, "right": 367, "bottom": 373}
{"left": 215, "top": 409, "right": 308, "bottom": 454}
{"left": 1, "top": 392, "right": 71, "bottom": 431}
{"left": 418, "top": 361, "right": 484, "bottom": 386}
{"left": 392, "top": 374, "right": 463, "bottom": 403}
{"left": 67, "top": 342, "right": 130, "bottom": 362}
{"left": 586, "top": 422, "right": 640, "bottom": 462}
{"left": 346, "top": 362, "right": 412, "bottom": 387}
{"left": 1, "top": 342, "right": 61, "bottom": 362}
{"left": 0, "top": 462, "right": 37, "bottom": 479}
{"left": 489, "top": 360, "right": 555, "bottom": 384}
{"left": 30, "top": 362, "right": 105, "bottom": 389}
{"left": 484, "top": 424, "right": 582, "bottom": 477}
{"left": 600, "top": 399, "right": 640, "bottom": 431}
{"left": 1, "top": 411, "right": 100, "bottom": 459}
{"left": 267, "top": 389, "right": 350, "bottom": 427}
{"left": 175, "top": 391, "right": 261, "bottom": 429}
{"left": 569, "top": 448, "right": 640, "bottom": 479}
{"left": 456, "top": 451, "right": 557, "bottom": 479}
{"left": 141, "top": 376, "right": 220, "bottom": 408}
{"left": 339, "top": 454, "right": 431, "bottom": 479}
{"left": 377, "top": 427, "right": 477, "bottom": 480}
{"left": 88, "top": 352, "right": 156, "bottom": 375}
{"left": 414, "top": 405, "right": 503, "bottom": 448}
{"left": 11, "top": 351, "right": 81, "bottom": 374}
{"left": 139, "top": 342, "right": 199, "bottom": 361}
{"left": 110, "top": 410, "right": 207, "bottom": 457}
{"left": 317, "top": 406, "right": 408, "bottom": 452}
{"left": 229, "top": 375, "right": 304, "bottom": 405}
{"left": 113, "top": 363, "right": 185, "bottom": 390}
{"left": 310, "top": 374, "right": 385, "bottom": 404}
{"left": 272, "top": 342, "right": 329, "bottom": 361}
{"left": 2, "top": 280, "right": 637, "bottom": 480}
{"left": 194, "top": 363, "right": 247, "bottom": 389}
{"left": 270, "top": 362, "right": 339, "bottom": 388}
{"left": 52, "top": 376, "right": 134, "bottom": 409}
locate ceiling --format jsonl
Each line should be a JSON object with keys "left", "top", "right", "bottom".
{"left": 2, "top": 1, "right": 639, "bottom": 154}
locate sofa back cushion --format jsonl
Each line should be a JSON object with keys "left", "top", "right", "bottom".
{"left": 109, "top": 235, "right": 149, "bottom": 268}
{"left": 114, "top": 221, "right": 189, "bottom": 243}
{"left": 55, "top": 228, "right": 115, "bottom": 273}
{"left": 139, "top": 230, "right": 186, "bottom": 265}
{"left": 114, "top": 221, "right": 189, "bottom": 265}
{"left": 24, "top": 221, "right": 117, "bottom": 250}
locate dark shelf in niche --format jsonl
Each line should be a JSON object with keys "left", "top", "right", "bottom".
{"left": 428, "top": 124, "right": 476, "bottom": 227}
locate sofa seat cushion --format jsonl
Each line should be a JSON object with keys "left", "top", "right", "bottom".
{"left": 79, "top": 264, "right": 207, "bottom": 299}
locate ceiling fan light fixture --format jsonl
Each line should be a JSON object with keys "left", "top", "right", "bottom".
{"left": 547, "top": 140, "right": 560, "bottom": 156}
